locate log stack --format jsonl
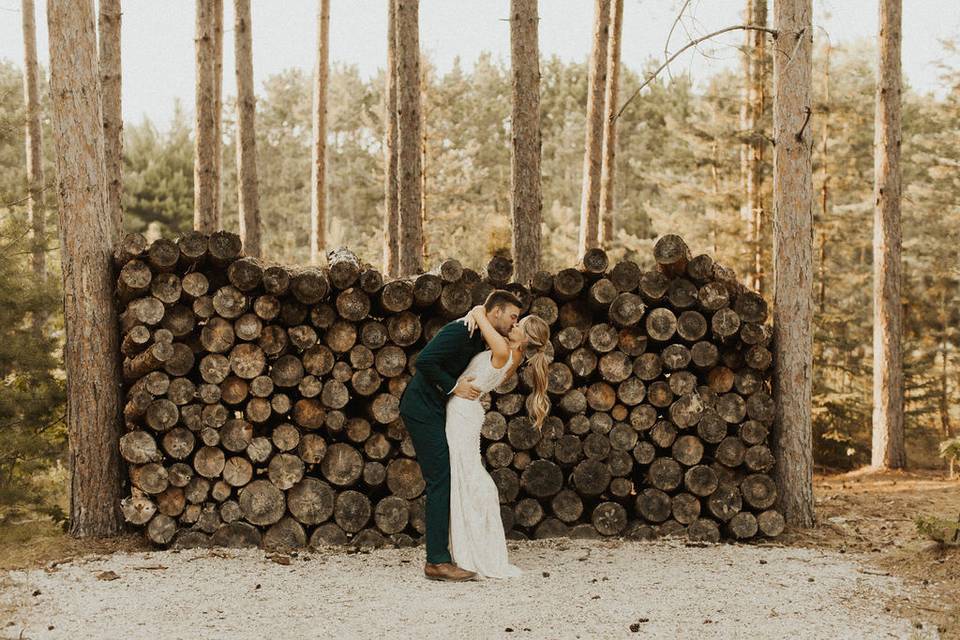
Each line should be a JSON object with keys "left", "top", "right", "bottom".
{"left": 116, "top": 230, "right": 783, "bottom": 549}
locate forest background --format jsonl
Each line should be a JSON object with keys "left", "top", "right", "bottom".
{"left": 1, "top": 31, "right": 958, "bottom": 520}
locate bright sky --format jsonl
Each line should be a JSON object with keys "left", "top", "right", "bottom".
{"left": 1, "top": 0, "right": 958, "bottom": 130}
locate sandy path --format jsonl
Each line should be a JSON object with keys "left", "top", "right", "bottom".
{"left": 0, "top": 538, "right": 936, "bottom": 640}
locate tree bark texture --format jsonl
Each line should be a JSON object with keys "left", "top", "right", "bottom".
{"left": 194, "top": 0, "right": 218, "bottom": 232}
{"left": 311, "top": 0, "right": 331, "bottom": 265}
{"left": 98, "top": 0, "right": 123, "bottom": 244}
{"left": 871, "top": 0, "right": 905, "bottom": 469}
{"left": 234, "top": 0, "right": 262, "bottom": 258}
{"left": 771, "top": 0, "right": 815, "bottom": 527}
{"left": 395, "top": 0, "right": 423, "bottom": 276}
{"left": 577, "top": 0, "right": 610, "bottom": 260}
{"left": 598, "top": 0, "right": 623, "bottom": 249}
{"left": 509, "top": 0, "right": 543, "bottom": 286}
{"left": 48, "top": 0, "right": 125, "bottom": 537}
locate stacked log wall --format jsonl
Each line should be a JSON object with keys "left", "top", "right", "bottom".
{"left": 116, "top": 231, "right": 783, "bottom": 549}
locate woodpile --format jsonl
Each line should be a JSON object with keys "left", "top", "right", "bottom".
{"left": 116, "top": 230, "right": 783, "bottom": 549}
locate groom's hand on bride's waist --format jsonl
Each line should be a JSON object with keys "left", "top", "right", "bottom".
{"left": 452, "top": 376, "right": 481, "bottom": 400}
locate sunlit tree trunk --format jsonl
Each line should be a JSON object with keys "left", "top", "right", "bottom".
{"left": 577, "top": 0, "right": 610, "bottom": 260}
{"left": 395, "top": 0, "right": 423, "bottom": 275}
{"left": 420, "top": 76, "right": 429, "bottom": 266}
{"left": 383, "top": 0, "right": 400, "bottom": 277}
{"left": 98, "top": 0, "right": 123, "bottom": 244}
{"left": 771, "top": 0, "right": 815, "bottom": 527}
{"left": 938, "top": 289, "right": 952, "bottom": 438}
{"left": 47, "top": 0, "right": 124, "bottom": 537}
{"left": 212, "top": 0, "right": 224, "bottom": 228}
{"left": 818, "top": 42, "right": 831, "bottom": 315}
{"left": 871, "top": 0, "right": 905, "bottom": 469}
{"left": 234, "top": 0, "right": 261, "bottom": 257}
{"left": 743, "top": 0, "right": 767, "bottom": 293}
{"left": 194, "top": 0, "right": 217, "bottom": 232}
{"left": 510, "top": 0, "right": 542, "bottom": 285}
{"left": 598, "top": 0, "right": 622, "bottom": 249}
{"left": 21, "top": 0, "right": 45, "bottom": 281}
{"left": 310, "top": 0, "right": 330, "bottom": 264}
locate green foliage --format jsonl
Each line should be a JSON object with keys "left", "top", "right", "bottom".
{"left": 939, "top": 438, "right": 960, "bottom": 459}
{"left": 0, "top": 214, "right": 67, "bottom": 518}
{"left": 807, "top": 39, "right": 960, "bottom": 467}
{"left": 0, "top": 60, "right": 66, "bottom": 519}
{"left": 938, "top": 438, "right": 960, "bottom": 474}
{"left": 915, "top": 515, "right": 960, "bottom": 546}
{"left": 122, "top": 101, "right": 195, "bottom": 236}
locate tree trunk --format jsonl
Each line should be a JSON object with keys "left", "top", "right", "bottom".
{"left": 212, "top": 0, "right": 224, "bottom": 228}
{"left": 234, "top": 0, "right": 262, "bottom": 258}
{"left": 98, "top": 0, "right": 123, "bottom": 244}
{"left": 598, "top": 0, "right": 622, "bottom": 248}
{"left": 21, "top": 0, "right": 45, "bottom": 282}
{"left": 939, "top": 290, "right": 953, "bottom": 438}
{"left": 818, "top": 43, "right": 831, "bottom": 315}
{"left": 383, "top": 0, "right": 400, "bottom": 277}
{"left": 194, "top": 0, "right": 217, "bottom": 232}
{"left": 395, "top": 0, "right": 423, "bottom": 276}
{"left": 771, "top": 0, "right": 814, "bottom": 527}
{"left": 871, "top": 0, "right": 905, "bottom": 469}
{"left": 741, "top": 0, "right": 766, "bottom": 293}
{"left": 577, "top": 0, "right": 610, "bottom": 259}
{"left": 310, "top": 0, "right": 330, "bottom": 265}
{"left": 420, "top": 70, "right": 429, "bottom": 267}
{"left": 47, "top": 0, "right": 124, "bottom": 537}
{"left": 509, "top": 0, "right": 542, "bottom": 285}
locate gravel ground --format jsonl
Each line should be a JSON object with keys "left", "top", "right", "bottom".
{"left": 0, "top": 538, "right": 937, "bottom": 640}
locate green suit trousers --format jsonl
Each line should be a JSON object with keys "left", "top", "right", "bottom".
{"left": 399, "top": 319, "right": 484, "bottom": 564}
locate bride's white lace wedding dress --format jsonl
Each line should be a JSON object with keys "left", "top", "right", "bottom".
{"left": 446, "top": 346, "right": 523, "bottom": 579}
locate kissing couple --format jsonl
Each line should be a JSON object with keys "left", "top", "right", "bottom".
{"left": 398, "top": 290, "right": 552, "bottom": 582}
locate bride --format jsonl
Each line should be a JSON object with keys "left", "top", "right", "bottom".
{"left": 446, "top": 304, "right": 551, "bottom": 579}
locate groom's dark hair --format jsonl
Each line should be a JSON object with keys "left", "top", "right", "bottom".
{"left": 484, "top": 290, "right": 523, "bottom": 312}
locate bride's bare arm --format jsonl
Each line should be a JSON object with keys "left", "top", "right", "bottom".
{"left": 469, "top": 305, "right": 511, "bottom": 368}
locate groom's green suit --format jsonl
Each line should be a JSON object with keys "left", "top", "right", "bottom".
{"left": 399, "top": 318, "right": 485, "bottom": 564}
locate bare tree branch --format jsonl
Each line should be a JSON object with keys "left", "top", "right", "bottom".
{"left": 663, "top": 0, "right": 692, "bottom": 83}
{"left": 614, "top": 24, "right": 778, "bottom": 123}
{"left": 1, "top": 184, "right": 53, "bottom": 209}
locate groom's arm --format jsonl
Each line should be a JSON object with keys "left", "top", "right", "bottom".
{"left": 415, "top": 321, "right": 472, "bottom": 396}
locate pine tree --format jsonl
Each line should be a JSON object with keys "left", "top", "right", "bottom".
{"left": 99, "top": 0, "right": 123, "bottom": 243}
{"left": 310, "top": 0, "right": 330, "bottom": 264}
{"left": 20, "top": 0, "right": 45, "bottom": 282}
{"left": 46, "top": 0, "right": 124, "bottom": 537}
{"left": 741, "top": 0, "right": 767, "bottom": 292}
{"left": 193, "top": 0, "right": 218, "bottom": 232}
{"left": 598, "top": 0, "right": 623, "bottom": 248}
{"left": 871, "top": 0, "right": 906, "bottom": 469}
{"left": 395, "top": 0, "right": 423, "bottom": 275}
{"left": 383, "top": 0, "right": 400, "bottom": 277}
{"left": 212, "top": 0, "right": 224, "bottom": 227}
{"left": 234, "top": 0, "right": 262, "bottom": 257}
{"left": 577, "top": 0, "right": 610, "bottom": 259}
{"left": 509, "top": 0, "right": 542, "bottom": 284}
{"left": 771, "top": 0, "right": 815, "bottom": 526}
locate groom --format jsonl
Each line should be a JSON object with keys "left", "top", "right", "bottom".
{"left": 399, "top": 289, "right": 523, "bottom": 581}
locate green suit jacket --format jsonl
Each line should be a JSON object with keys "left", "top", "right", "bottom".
{"left": 399, "top": 319, "right": 485, "bottom": 425}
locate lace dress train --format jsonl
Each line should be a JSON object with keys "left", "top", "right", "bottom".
{"left": 446, "top": 349, "right": 523, "bottom": 579}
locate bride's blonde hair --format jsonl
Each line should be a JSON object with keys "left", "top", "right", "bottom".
{"left": 520, "top": 315, "right": 551, "bottom": 430}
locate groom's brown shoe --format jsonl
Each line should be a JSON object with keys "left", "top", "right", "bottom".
{"left": 424, "top": 562, "right": 478, "bottom": 582}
